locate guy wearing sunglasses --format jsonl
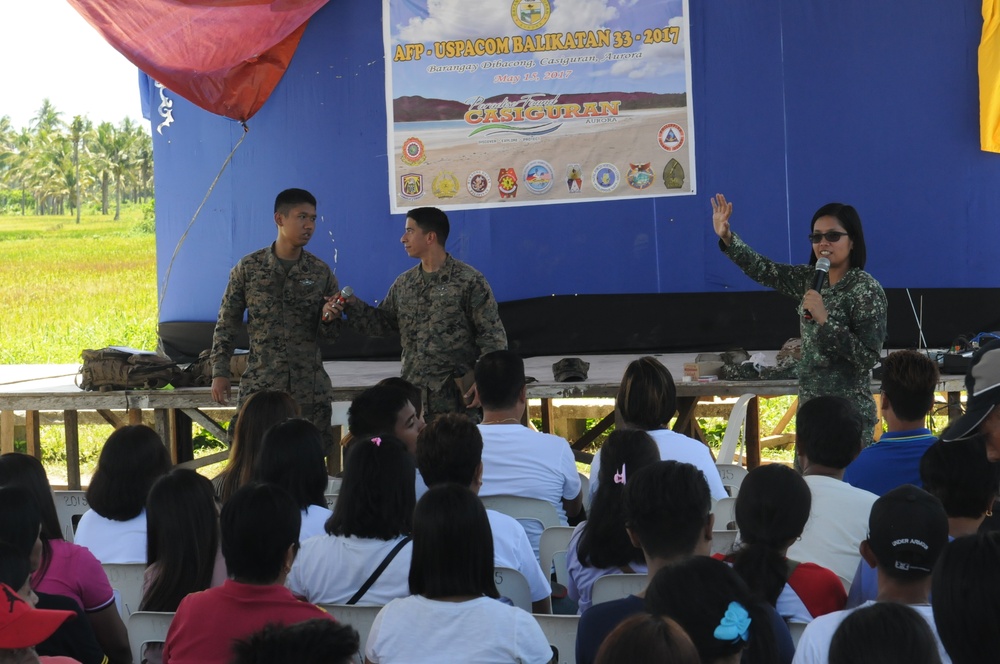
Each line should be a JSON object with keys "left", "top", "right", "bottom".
{"left": 711, "top": 193, "right": 887, "bottom": 446}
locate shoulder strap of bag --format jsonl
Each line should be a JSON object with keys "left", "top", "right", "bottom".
{"left": 346, "top": 536, "right": 412, "bottom": 605}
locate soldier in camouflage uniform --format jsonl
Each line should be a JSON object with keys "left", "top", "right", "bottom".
{"left": 332, "top": 207, "right": 507, "bottom": 421}
{"left": 712, "top": 193, "right": 887, "bottom": 443}
{"left": 210, "top": 188, "right": 342, "bottom": 447}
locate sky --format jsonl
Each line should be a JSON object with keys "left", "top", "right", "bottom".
{"left": 0, "top": 0, "right": 145, "bottom": 131}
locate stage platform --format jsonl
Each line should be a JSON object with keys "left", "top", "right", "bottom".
{"left": 0, "top": 353, "right": 966, "bottom": 488}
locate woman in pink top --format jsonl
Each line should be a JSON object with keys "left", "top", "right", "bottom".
{"left": 0, "top": 453, "right": 131, "bottom": 664}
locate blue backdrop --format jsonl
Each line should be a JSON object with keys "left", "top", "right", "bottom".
{"left": 148, "top": 0, "right": 1000, "bottom": 330}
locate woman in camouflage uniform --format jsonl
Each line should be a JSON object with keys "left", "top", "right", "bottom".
{"left": 711, "top": 194, "right": 887, "bottom": 443}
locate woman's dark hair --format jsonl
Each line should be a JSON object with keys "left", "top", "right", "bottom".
{"left": 594, "top": 614, "right": 701, "bottom": 664}
{"left": 0, "top": 542, "right": 32, "bottom": 594}
{"left": 325, "top": 435, "right": 414, "bottom": 540}
{"left": 254, "top": 419, "right": 328, "bottom": 511}
{"left": 347, "top": 385, "right": 411, "bottom": 439}
{"left": 808, "top": 202, "right": 867, "bottom": 270}
{"left": 377, "top": 377, "right": 423, "bottom": 419}
{"left": 231, "top": 619, "right": 360, "bottom": 664}
{"left": 0, "top": 453, "right": 65, "bottom": 582}
{"left": 0, "top": 486, "right": 41, "bottom": 559}
{"left": 86, "top": 425, "right": 171, "bottom": 521}
{"left": 920, "top": 435, "right": 1000, "bottom": 519}
{"left": 578, "top": 430, "right": 659, "bottom": 569}
{"left": 830, "top": 602, "right": 941, "bottom": 664}
{"left": 931, "top": 533, "right": 1000, "bottom": 664}
{"left": 218, "top": 391, "right": 300, "bottom": 504}
{"left": 616, "top": 356, "right": 677, "bottom": 430}
{"left": 796, "top": 395, "right": 863, "bottom": 469}
{"left": 731, "top": 464, "right": 812, "bottom": 605}
{"left": 408, "top": 483, "right": 498, "bottom": 600}
{"left": 646, "top": 556, "right": 777, "bottom": 664}
{"left": 140, "top": 468, "right": 220, "bottom": 611}
{"left": 221, "top": 483, "right": 300, "bottom": 584}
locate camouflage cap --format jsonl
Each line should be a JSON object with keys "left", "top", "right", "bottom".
{"left": 552, "top": 357, "right": 590, "bottom": 382}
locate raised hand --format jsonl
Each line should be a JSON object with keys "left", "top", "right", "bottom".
{"left": 712, "top": 193, "right": 734, "bottom": 246}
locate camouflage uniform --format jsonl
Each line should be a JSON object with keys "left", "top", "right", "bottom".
{"left": 722, "top": 233, "right": 887, "bottom": 440}
{"left": 347, "top": 255, "right": 507, "bottom": 419}
{"left": 210, "top": 243, "right": 341, "bottom": 445}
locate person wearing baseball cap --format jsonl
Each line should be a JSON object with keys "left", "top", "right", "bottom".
{"left": 940, "top": 339, "right": 1000, "bottom": 460}
{"left": 0, "top": 581, "right": 78, "bottom": 662}
{"left": 791, "top": 485, "right": 951, "bottom": 664}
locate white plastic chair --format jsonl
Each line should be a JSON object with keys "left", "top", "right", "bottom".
{"left": 127, "top": 611, "right": 174, "bottom": 664}
{"left": 52, "top": 490, "right": 89, "bottom": 542}
{"left": 102, "top": 563, "right": 146, "bottom": 619}
{"left": 534, "top": 613, "right": 579, "bottom": 664}
{"left": 494, "top": 566, "right": 532, "bottom": 612}
{"left": 715, "top": 462, "right": 749, "bottom": 497}
{"left": 788, "top": 621, "right": 808, "bottom": 648}
{"left": 326, "top": 477, "right": 342, "bottom": 494}
{"left": 717, "top": 394, "right": 756, "bottom": 465}
{"left": 479, "top": 495, "right": 560, "bottom": 531}
{"left": 590, "top": 573, "right": 648, "bottom": 606}
{"left": 712, "top": 497, "right": 738, "bottom": 531}
{"left": 539, "top": 526, "right": 575, "bottom": 587}
{"left": 711, "top": 529, "right": 739, "bottom": 556}
{"left": 320, "top": 604, "right": 382, "bottom": 651}
{"left": 324, "top": 493, "right": 338, "bottom": 510}
{"left": 578, "top": 473, "right": 591, "bottom": 511}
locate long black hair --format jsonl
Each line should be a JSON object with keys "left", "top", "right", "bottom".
{"left": 0, "top": 453, "right": 65, "bottom": 583}
{"left": 254, "top": 418, "right": 328, "bottom": 511}
{"left": 87, "top": 425, "right": 170, "bottom": 521}
{"left": 577, "top": 429, "right": 659, "bottom": 569}
{"left": 140, "top": 468, "right": 220, "bottom": 611}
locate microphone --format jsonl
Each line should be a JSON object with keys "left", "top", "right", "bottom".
{"left": 804, "top": 258, "right": 830, "bottom": 320}
{"left": 323, "top": 286, "right": 354, "bottom": 322}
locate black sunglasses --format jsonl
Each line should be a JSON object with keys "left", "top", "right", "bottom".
{"left": 808, "top": 231, "right": 849, "bottom": 243}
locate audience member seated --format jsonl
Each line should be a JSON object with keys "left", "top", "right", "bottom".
{"left": 140, "top": 469, "right": 226, "bottom": 664}
{"left": 645, "top": 556, "right": 788, "bottom": 664}
{"left": 254, "top": 419, "right": 333, "bottom": 541}
{"left": 0, "top": 581, "right": 78, "bottom": 664}
{"left": 792, "top": 484, "right": 950, "bottom": 664}
{"left": 829, "top": 602, "right": 942, "bottom": 664}
{"left": 575, "top": 460, "right": 713, "bottom": 664}
{"left": 475, "top": 350, "right": 583, "bottom": 555}
{"left": 345, "top": 384, "right": 427, "bottom": 496}
{"left": 230, "top": 619, "right": 360, "bottom": 664}
{"left": 786, "top": 396, "right": 878, "bottom": 587}
{"left": 74, "top": 425, "right": 171, "bottom": 564}
{"left": 0, "top": 454, "right": 130, "bottom": 664}
{"left": 567, "top": 430, "right": 659, "bottom": 614}
{"left": 363, "top": 484, "right": 552, "bottom": 664}
{"left": 162, "top": 483, "right": 332, "bottom": 664}
{"left": 287, "top": 435, "right": 415, "bottom": 605}
{"left": 931, "top": 532, "right": 1000, "bottom": 664}
{"left": 590, "top": 356, "right": 726, "bottom": 501}
{"left": 415, "top": 414, "right": 552, "bottom": 613}
{"left": 940, "top": 339, "right": 1000, "bottom": 460}
{"left": 214, "top": 391, "right": 299, "bottom": 504}
{"left": 848, "top": 434, "right": 1000, "bottom": 607}
{"left": 594, "top": 614, "right": 699, "bottom": 664}
{"left": 843, "top": 350, "right": 939, "bottom": 495}
{"left": 0, "top": 491, "right": 104, "bottom": 664}
{"left": 376, "top": 377, "right": 425, "bottom": 426}
{"left": 720, "top": 464, "right": 846, "bottom": 623}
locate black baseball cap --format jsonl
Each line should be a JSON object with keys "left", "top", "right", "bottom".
{"left": 940, "top": 340, "right": 1000, "bottom": 442}
{"left": 867, "top": 484, "right": 948, "bottom": 579}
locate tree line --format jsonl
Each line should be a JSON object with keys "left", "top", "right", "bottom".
{"left": 0, "top": 99, "right": 153, "bottom": 222}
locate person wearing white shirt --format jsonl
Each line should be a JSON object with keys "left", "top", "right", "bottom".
{"left": 589, "top": 356, "right": 727, "bottom": 502}
{"left": 415, "top": 413, "right": 552, "bottom": 614}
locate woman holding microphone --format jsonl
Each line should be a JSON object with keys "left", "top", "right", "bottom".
{"left": 711, "top": 193, "right": 887, "bottom": 443}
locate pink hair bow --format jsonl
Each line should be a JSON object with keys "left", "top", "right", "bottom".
{"left": 613, "top": 464, "right": 627, "bottom": 485}
{"left": 372, "top": 436, "right": 382, "bottom": 447}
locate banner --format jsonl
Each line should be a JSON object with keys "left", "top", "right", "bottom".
{"left": 384, "top": 0, "right": 695, "bottom": 212}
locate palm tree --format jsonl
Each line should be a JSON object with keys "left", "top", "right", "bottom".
{"left": 30, "top": 99, "right": 64, "bottom": 135}
{"left": 69, "top": 116, "right": 92, "bottom": 223}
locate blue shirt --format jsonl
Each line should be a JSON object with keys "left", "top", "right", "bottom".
{"left": 843, "top": 428, "right": 936, "bottom": 496}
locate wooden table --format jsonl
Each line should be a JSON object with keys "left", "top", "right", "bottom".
{"left": 0, "top": 354, "right": 967, "bottom": 487}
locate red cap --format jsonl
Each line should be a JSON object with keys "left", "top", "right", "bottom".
{"left": 0, "top": 583, "right": 75, "bottom": 649}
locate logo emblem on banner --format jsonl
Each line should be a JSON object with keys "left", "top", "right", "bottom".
{"left": 657, "top": 124, "right": 685, "bottom": 152}
{"left": 498, "top": 168, "right": 518, "bottom": 198}
{"left": 626, "top": 163, "right": 654, "bottom": 190}
{"left": 662, "top": 159, "right": 685, "bottom": 189}
{"left": 400, "top": 173, "right": 424, "bottom": 200}
{"left": 432, "top": 171, "right": 459, "bottom": 198}
{"left": 566, "top": 164, "right": 583, "bottom": 193}
{"left": 401, "top": 137, "right": 426, "bottom": 166}
{"left": 523, "top": 160, "right": 554, "bottom": 194}
{"left": 592, "top": 163, "right": 620, "bottom": 192}
{"left": 467, "top": 170, "right": 492, "bottom": 198}
{"left": 511, "top": 0, "right": 550, "bottom": 31}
